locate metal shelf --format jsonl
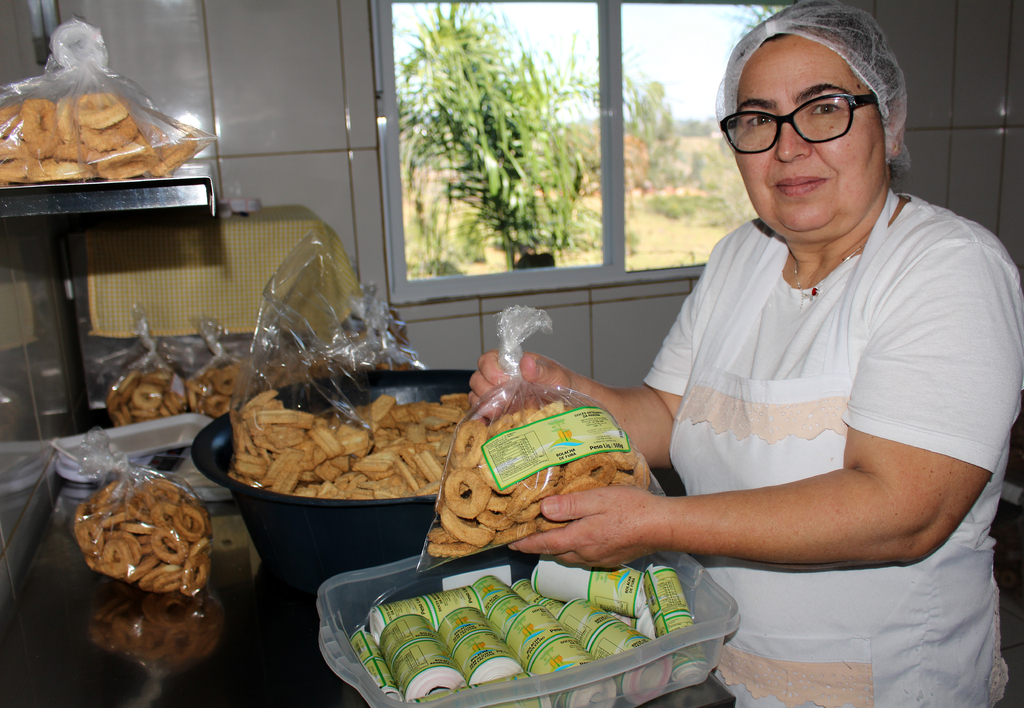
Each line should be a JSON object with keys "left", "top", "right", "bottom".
{"left": 0, "top": 173, "right": 216, "bottom": 218}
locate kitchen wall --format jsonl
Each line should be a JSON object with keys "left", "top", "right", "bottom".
{"left": 1, "top": 0, "right": 1023, "bottom": 634}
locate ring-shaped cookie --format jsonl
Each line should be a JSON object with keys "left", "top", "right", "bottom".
{"left": 173, "top": 504, "right": 208, "bottom": 543}
{"left": 80, "top": 117, "right": 138, "bottom": 152}
{"left": 440, "top": 506, "right": 495, "bottom": 547}
{"left": 74, "top": 517, "right": 105, "bottom": 556}
{"left": 148, "top": 477, "right": 183, "bottom": 504}
{"left": 443, "top": 467, "right": 492, "bottom": 519}
{"left": 476, "top": 508, "right": 515, "bottom": 531}
{"left": 125, "top": 491, "right": 155, "bottom": 524}
{"left": 151, "top": 501, "right": 178, "bottom": 528}
{"left": 182, "top": 553, "right": 210, "bottom": 595}
{"left": 131, "top": 382, "right": 163, "bottom": 411}
{"left": 19, "top": 99, "right": 57, "bottom": 158}
{"left": 450, "top": 419, "right": 486, "bottom": 468}
{"left": 100, "top": 532, "right": 143, "bottom": 579}
{"left": 564, "top": 453, "right": 617, "bottom": 485}
{"left": 151, "top": 528, "right": 187, "bottom": 565}
{"left": 77, "top": 93, "right": 129, "bottom": 130}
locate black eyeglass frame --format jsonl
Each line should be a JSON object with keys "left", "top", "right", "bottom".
{"left": 719, "top": 93, "right": 879, "bottom": 154}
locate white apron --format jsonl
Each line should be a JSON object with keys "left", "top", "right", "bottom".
{"left": 672, "top": 192, "right": 999, "bottom": 708}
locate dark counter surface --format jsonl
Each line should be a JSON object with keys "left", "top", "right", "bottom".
{"left": 0, "top": 481, "right": 735, "bottom": 708}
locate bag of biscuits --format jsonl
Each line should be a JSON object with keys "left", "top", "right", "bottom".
{"left": 185, "top": 317, "right": 244, "bottom": 419}
{"left": 0, "top": 18, "right": 214, "bottom": 185}
{"left": 106, "top": 305, "right": 188, "bottom": 426}
{"left": 73, "top": 428, "right": 213, "bottom": 596}
{"left": 419, "top": 306, "right": 653, "bottom": 568}
{"left": 343, "top": 283, "right": 426, "bottom": 371}
{"left": 227, "top": 230, "right": 376, "bottom": 498}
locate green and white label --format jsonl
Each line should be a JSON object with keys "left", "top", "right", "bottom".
{"left": 481, "top": 407, "right": 631, "bottom": 490}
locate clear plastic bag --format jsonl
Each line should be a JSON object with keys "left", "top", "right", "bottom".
{"left": 105, "top": 305, "right": 188, "bottom": 426}
{"left": 73, "top": 428, "right": 213, "bottom": 596}
{"left": 344, "top": 283, "right": 426, "bottom": 371}
{"left": 418, "top": 306, "right": 653, "bottom": 569}
{"left": 185, "top": 317, "right": 243, "bottom": 419}
{"left": 227, "top": 230, "right": 373, "bottom": 497}
{"left": 0, "top": 18, "right": 214, "bottom": 185}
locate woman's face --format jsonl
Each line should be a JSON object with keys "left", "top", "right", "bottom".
{"left": 733, "top": 35, "right": 889, "bottom": 245}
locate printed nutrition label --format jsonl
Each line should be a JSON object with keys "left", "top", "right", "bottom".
{"left": 481, "top": 407, "right": 631, "bottom": 490}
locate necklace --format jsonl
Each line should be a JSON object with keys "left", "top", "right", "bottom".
{"left": 793, "top": 244, "right": 865, "bottom": 309}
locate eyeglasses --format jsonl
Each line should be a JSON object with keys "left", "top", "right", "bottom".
{"left": 719, "top": 93, "right": 879, "bottom": 154}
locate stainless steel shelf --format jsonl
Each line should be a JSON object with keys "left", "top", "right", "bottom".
{"left": 0, "top": 174, "right": 216, "bottom": 218}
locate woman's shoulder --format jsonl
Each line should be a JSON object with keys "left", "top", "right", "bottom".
{"left": 895, "top": 194, "right": 1011, "bottom": 257}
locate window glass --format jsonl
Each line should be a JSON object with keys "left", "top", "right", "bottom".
{"left": 379, "top": 2, "right": 789, "bottom": 300}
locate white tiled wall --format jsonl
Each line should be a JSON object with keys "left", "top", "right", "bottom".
{"left": 4, "top": 0, "right": 1024, "bottom": 635}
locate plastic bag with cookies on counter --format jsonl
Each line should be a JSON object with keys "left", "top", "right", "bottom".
{"left": 73, "top": 428, "right": 213, "bottom": 596}
{"left": 185, "top": 317, "right": 244, "bottom": 419}
{"left": 418, "top": 306, "right": 654, "bottom": 569}
{"left": 227, "top": 230, "right": 381, "bottom": 498}
{"left": 0, "top": 18, "right": 214, "bottom": 185}
{"left": 106, "top": 305, "right": 189, "bottom": 426}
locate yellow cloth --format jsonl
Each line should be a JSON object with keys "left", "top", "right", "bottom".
{"left": 86, "top": 205, "right": 359, "bottom": 338}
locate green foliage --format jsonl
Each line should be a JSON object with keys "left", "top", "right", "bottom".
{"left": 396, "top": 4, "right": 601, "bottom": 274}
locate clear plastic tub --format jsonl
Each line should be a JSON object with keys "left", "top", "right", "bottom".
{"left": 317, "top": 548, "right": 739, "bottom": 708}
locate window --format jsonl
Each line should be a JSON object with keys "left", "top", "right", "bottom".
{"left": 374, "top": 2, "right": 788, "bottom": 302}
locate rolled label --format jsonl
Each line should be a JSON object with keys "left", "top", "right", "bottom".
{"left": 370, "top": 586, "right": 481, "bottom": 638}
{"left": 350, "top": 628, "right": 400, "bottom": 697}
{"left": 533, "top": 559, "right": 646, "bottom": 618}
{"left": 389, "top": 637, "right": 465, "bottom": 700}
{"left": 472, "top": 576, "right": 524, "bottom": 622}
{"left": 642, "top": 565, "right": 693, "bottom": 635}
{"left": 438, "top": 606, "right": 523, "bottom": 685}
{"left": 503, "top": 604, "right": 592, "bottom": 674}
{"left": 556, "top": 599, "right": 649, "bottom": 658}
{"left": 512, "top": 578, "right": 542, "bottom": 603}
{"left": 379, "top": 614, "right": 443, "bottom": 662}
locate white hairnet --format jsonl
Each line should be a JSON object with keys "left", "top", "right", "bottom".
{"left": 716, "top": 0, "right": 909, "bottom": 176}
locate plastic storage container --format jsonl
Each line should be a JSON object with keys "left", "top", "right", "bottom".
{"left": 191, "top": 369, "right": 474, "bottom": 594}
{"left": 317, "top": 547, "right": 740, "bottom": 708}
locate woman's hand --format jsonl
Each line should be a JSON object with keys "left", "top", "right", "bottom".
{"left": 509, "top": 486, "right": 673, "bottom": 567}
{"left": 469, "top": 351, "right": 574, "bottom": 406}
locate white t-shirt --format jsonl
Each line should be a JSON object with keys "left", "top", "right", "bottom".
{"left": 645, "top": 195, "right": 1024, "bottom": 473}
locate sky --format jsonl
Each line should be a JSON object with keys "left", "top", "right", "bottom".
{"left": 392, "top": 2, "right": 757, "bottom": 122}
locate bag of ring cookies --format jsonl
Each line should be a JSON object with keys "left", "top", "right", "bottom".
{"left": 106, "top": 305, "right": 188, "bottom": 426}
{"left": 185, "top": 317, "right": 243, "bottom": 420}
{"left": 419, "top": 306, "right": 653, "bottom": 568}
{"left": 0, "top": 19, "right": 214, "bottom": 185}
{"left": 73, "top": 428, "right": 213, "bottom": 596}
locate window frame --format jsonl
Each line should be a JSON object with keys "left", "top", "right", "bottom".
{"left": 372, "top": 0, "right": 756, "bottom": 304}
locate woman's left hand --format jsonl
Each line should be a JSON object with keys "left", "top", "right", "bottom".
{"left": 509, "top": 485, "right": 672, "bottom": 567}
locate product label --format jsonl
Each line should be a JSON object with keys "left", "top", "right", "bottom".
{"left": 379, "top": 615, "right": 440, "bottom": 660}
{"left": 585, "top": 621, "right": 650, "bottom": 658}
{"left": 350, "top": 629, "right": 399, "bottom": 692}
{"left": 450, "top": 627, "right": 519, "bottom": 678}
{"left": 556, "top": 599, "right": 621, "bottom": 645}
{"left": 653, "top": 610, "right": 695, "bottom": 637}
{"left": 586, "top": 567, "right": 644, "bottom": 617}
{"left": 511, "top": 578, "right": 540, "bottom": 603}
{"left": 486, "top": 593, "right": 528, "bottom": 634}
{"left": 427, "top": 587, "right": 481, "bottom": 626}
{"left": 481, "top": 407, "right": 631, "bottom": 490}
{"left": 642, "top": 566, "right": 691, "bottom": 618}
{"left": 375, "top": 596, "right": 437, "bottom": 629}
{"left": 390, "top": 637, "right": 461, "bottom": 692}
{"left": 524, "top": 634, "right": 593, "bottom": 674}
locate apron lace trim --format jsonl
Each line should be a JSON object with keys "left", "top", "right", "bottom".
{"left": 679, "top": 385, "right": 849, "bottom": 443}
{"left": 718, "top": 644, "right": 874, "bottom": 708}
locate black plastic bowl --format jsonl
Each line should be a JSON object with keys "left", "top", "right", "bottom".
{"left": 191, "top": 369, "right": 474, "bottom": 594}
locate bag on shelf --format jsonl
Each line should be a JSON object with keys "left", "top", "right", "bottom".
{"left": 419, "top": 306, "right": 654, "bottom": 569}
{"left": 0, "top": 18, "right": 214, "bottom": 185}
{"left": 73, "top": 428, "right": 213, "bottom": 596}
{"left": 105, "top": 305, "right": 188, "bottom": 426}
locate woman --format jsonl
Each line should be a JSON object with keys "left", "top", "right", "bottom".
{"left": 469, "top": 2, "right": 1024, "bottom": 706}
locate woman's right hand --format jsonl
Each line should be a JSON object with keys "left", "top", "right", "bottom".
{"left": 469, "top": 350, "right": 575, "bottom": 405}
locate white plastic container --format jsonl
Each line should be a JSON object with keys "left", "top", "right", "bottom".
{"left": 316, "top": 549, "right": 739, "bottom": 708}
